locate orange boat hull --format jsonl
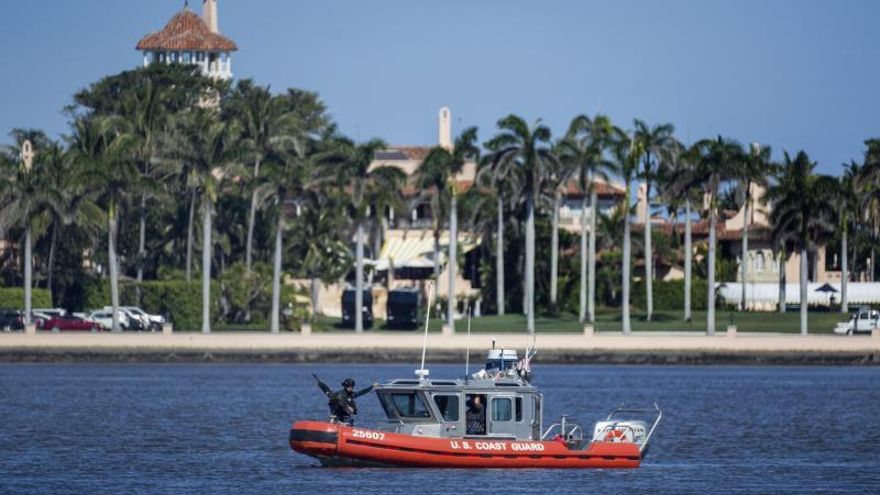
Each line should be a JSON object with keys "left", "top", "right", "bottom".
{"left": 290, "top": 421, "right": 642, "bottom": 469}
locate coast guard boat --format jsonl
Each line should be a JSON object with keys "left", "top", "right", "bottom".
{"left": 290, "top": 345, "right": 662, "bottom": 468}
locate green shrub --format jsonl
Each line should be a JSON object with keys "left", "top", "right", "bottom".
{"left": 0, "top": 288, "right": 52, "bottom": 309}
{"left": 631, "top": 278, "right": 709, "bottom": 311}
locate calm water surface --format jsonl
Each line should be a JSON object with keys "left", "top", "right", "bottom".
{"left": 1, "top": 363, "right": 879, "bottom": 494}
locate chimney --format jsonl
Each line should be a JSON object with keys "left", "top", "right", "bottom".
{"left": 203, "top": 0, "right": 219, "bottom": 33}
{"left": 438, "top": 107, "right": 452, "bottom": 150}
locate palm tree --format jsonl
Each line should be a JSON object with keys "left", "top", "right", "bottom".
{"left": 477, "top": 141, "right": 520, "bottom": 316}
{"left": 72, "top": 118, "right": 138, "bottom": 332}
{"left": 611, "top": 128, "right": 640, "bottom": 334}
{"left": 767, "top": 151, "right": 836, "bottom": 335}
{"left": 0, "top": 130, "right": 55, "bottom": 324}
{"left": 174, "top": 108, "right": 241, "bottom": 333}
{"left": 415, "top": 128, "right": 479, "bottom": 331}
{"left": 660, "top": 139, "right": 699, "bottom": 322}
{"left": 687, "top": 136, "right": 743, "bottom": 335}
{"left": 117, "top": 75, "right": 172, "bottom": 296}
{"left": 837, "top": 162, "right": 862, "bottom": 313}
{"left": 736, "top": 143, "right": 772, "bottom": 310}
{"left": 559, "top": 114, "right": 617, "bottom": 323}
{"left": 227, "top": 81, "right": 310, "bottom": 279}
{"left": 323, "top": 137, "right": 391, "bottom": 332}
{"left": 633, "top": 119, "right": 675, "bottom": 321}
{"left": 483, "top": 115, "right": 555, "bottom": 333}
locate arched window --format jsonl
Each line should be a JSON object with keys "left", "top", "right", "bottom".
{"left": 755, "top": 252, "right": 765, "bottom": 273}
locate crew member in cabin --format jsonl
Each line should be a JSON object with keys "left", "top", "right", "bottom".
{"left": 466, "top": 395, "right": 486, "bottom": 434}
{"left": 312, "top": 374, "right": 376, "bottom": 425}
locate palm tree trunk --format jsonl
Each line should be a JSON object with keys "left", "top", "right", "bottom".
{"left": 270, "top": 205, "right": 283, "bottom": 333}
{"left": 622, "top": 186, "right": 632, "bottom": 335}
{"left": 433, "top": 227, "right": 441, "bottom": 282}
{"left": 778, "top": 249, "right": 787, "bottom": 313}
{"left": 355, "top": 220, "right": 365, "bottom": 333}
{"left": 525, "top": 192, "right": 536, "bottom": 334}
{"left": 800, "top": 246, "right": 808, "bottom": 335}
{"left": 644, "top": 182, "right": 653, "bottom": 321}
{"left": 447, "top": 194, "right": 458, "bottom": 331}
{"left": 684, "top": 200, "right": 693, "bottom": 322}
{"left": 311, "top": 277, "right": 321, "bottom": 319}
{"left": 202, "top": 202, "right": 212, "bottom": 334}
{"left": 841, "top": 227, "right": 848, "bottom": 313}
{"left": 550, "top": 190, "right": 559, "bottom": 309}
{"left": 579, "top": 191, "right": 587, "bottom": 322}
{"left": 588, "top": 187, "right": 597, "bottom": 323}
{"left": 707, "top": 206, "right": 717, "bottom": 336}
{"left": 496, "top": 196, "right": 505, "bottom": 316}
{"left": 137, "top": 193, "right": 146, "bottom": 304}
{"left": 108, "top": 208, "right": 121, "bottom": 332}
{"left": 24, "top": 227, "right": 32, "bottom": 325}
{"left": 811, "top": 248, "right": 818, "bottom": 283}
{"left": 186, "top": 191, "right": 196, "bottom": 283}
{"left": 47, "top": 221, "right": 58, "bottom": 297}
{"left": 740, "top": 195, "right": 750, "bottom": 310}
{"left": 246, "top": 159, "right": 261, "bottom": 274}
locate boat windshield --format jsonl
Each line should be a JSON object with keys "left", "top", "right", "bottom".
{"left": 380, "top": 391, "right": 432, "bottom": 420}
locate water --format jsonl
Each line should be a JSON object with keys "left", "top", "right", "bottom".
{"left": 1, "top": 363, "right": 879, "bottom": 494}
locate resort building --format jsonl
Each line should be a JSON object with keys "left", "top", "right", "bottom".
{"left": 136, "top": 0, "right": 237, "bottom": 80}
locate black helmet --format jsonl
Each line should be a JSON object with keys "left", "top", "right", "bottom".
{"left": 342, "top": 378, "right": 355, "bottom": 388}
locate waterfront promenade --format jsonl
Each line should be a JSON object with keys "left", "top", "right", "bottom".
{"left": 2, "top": 331, "right": 878, "bottom": 364}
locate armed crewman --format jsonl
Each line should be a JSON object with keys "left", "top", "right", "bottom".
{"left": 312, "top": 374, "right": 377, "bottom": 426}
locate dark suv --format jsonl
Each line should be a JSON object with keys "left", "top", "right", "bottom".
{"left": 0, "top": 309, "right": 24, "bottom": 331}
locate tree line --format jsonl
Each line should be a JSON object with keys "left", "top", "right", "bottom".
{"left": 1, "top": 64, "right": 878, "bottom": 334}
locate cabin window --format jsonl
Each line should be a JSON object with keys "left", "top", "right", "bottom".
{"left": 492, "top": 398, "right": 513, "bottom": 422}
{"left": 433, "top": 394, "right": 459, "bottom": 421}
{"left": 515, "top": 397, "right": 523, "bottom": 422}
{"left": 389, "top": 392, "right": 430, "bottom": 419}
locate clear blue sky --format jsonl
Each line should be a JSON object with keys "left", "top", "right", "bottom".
{"left": 1, "top": 0, "right": 877, "bottom": 174}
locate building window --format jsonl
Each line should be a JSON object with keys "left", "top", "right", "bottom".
{"left": 755, "top": 252, "right": 765, "bottom": 273}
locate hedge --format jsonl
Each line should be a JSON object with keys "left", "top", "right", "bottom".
{"left": 631, "top": 278, "right": 709, "bottom": 311}
{"left": 85, "top": 280, "right": 221, "bottom": 331}
{"left": 0, "top": 288, "right": 52, "bottom": 309}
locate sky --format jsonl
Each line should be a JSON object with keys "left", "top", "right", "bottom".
{"left": 1, "top": 0, "right": 878, "bottom": 175}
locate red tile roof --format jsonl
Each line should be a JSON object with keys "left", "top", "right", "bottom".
{"left": 390, "top": 146, "right": 433, "bottom": 161}
{"left": 136, "top": 9, "right": 237, "bottom": 52}
{"left": 560, "top": 179, "right": 626, "bottom": 198}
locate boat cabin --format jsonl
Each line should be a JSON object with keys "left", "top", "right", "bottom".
{"left": 373, "top": 376, "right": 542, "bottom": 440}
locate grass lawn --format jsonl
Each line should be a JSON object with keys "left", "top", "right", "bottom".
{"left": 238, "top": 310, "right": 844, "bottom": 334}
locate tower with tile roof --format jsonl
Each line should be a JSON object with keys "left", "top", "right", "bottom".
{"left": 136, "top": 1, "right": 237, "bottom": 80}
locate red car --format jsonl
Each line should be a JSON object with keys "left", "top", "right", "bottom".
{"left": 40, "top": 315, "right": 103, "bottom": 332}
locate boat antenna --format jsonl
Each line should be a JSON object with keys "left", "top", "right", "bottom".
{"left": 416, "top": 281, "right": 435, "bottom": 381}
{"left": 465, "top": 299, "right": 472, "bottom": 381}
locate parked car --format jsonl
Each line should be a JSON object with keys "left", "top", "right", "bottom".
{"left": 386, "top": 288, "right": 421, "bottom": 330}
{"left": 341, "top": 289, "right": 373, "bottom": 329}
{"left": 41, "top": 315, "right": 103, "bottom": 332}
{"left": 86, "top": 310, "right": 131, "bottom": 331}
{"left": 105, "top": 306, "right": 164, "bottom": 331}
{"left": 0, "top": 309, "right": 23, "bottom": 332}
{"left": 33, "top": 308, "right": 66, "bottom": 318}
{"left": 101, "top": 307, "right": 147, "bottom": 331}
{"left": 833, "top": 308, "right": 880, "bottom": 335}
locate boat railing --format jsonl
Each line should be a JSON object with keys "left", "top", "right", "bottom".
{"left": 541, "top": 417, "right": 583, "bottom": 441}
{"left": 604, "top": 403, "right": 663, "bottom": 453}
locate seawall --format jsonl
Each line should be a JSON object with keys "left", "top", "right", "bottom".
{"left": 1, "top": 332, "right": 878, "bottom": 365}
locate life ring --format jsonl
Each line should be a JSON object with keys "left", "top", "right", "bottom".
{"left": 603, "top": 429, "right": 627, "bottom": 442}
